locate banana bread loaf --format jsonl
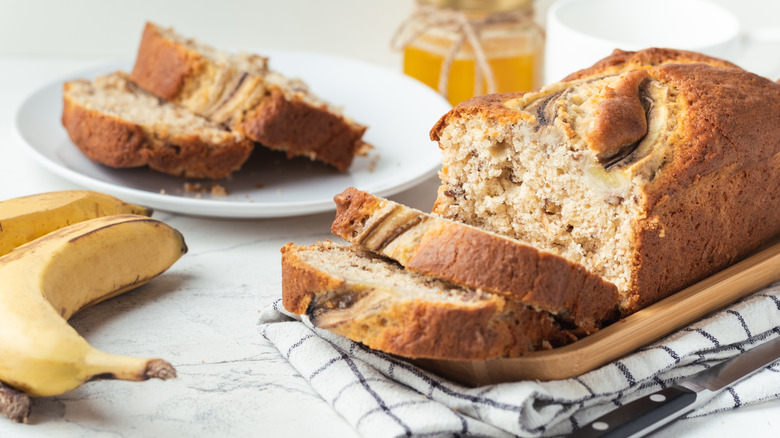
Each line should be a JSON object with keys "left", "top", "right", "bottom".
{"left": 431, "top": 48, "right": 780, "bottom": 315}
{"left": 131, "top": 22, "right": 370, "bottom": 171}
{"left": 281, "top": 241, "right": 580, "bottom": 360}
{"left": 62, "top": 72, "right": 254, "bottom": 179}
{"left": 330, "top": 187, "right": 619, "bottom": 331}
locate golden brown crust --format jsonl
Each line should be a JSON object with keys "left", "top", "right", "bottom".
{"left": 280, "top": 242, "right": 579, "bottom": 360}
{"left": 628, "top": 133, "right": 780, "bottom": 311}
{"left": 642, "top": 63, "right": 780, "bottom": 200}
{"left": 280, "top": 242, "right": 341, "bottom": 315}
{"left": 353, "top": 299, "right": 577, "bottom": 360}
{"left": 61, "top": 94, "right": 148, "bottom": 168}
{"left": 61, "top": 81, "right": 254, "bottom": 179}
{"left": 241, "top": 88, "right": 368, "bottom": 171}
{"left": 622, "top": 62, "right": 780, "bottom": 312}
{"left": 411, "top": 226, "right": 621, "bottom": 329}
{"left": 561, "top": 48, "right": 739, "bottom": 82}
{"left": 429, "top": 48, "right": 780, "bottom": 316}
{"left": 332, "top": 187, "right": 619, "bottom": 330}
{"left": 131, "top": 22, "right": 198, "bottom": 101}
{"left": 130, "top": 22, "right": 369, "bottom": 171}
{"left": 430, "top": 92, "right": 526, "bottom": 142}
{"left": 142, "top": 133, "right": 253, "bottom": 179}
{"left": 430, "top": 49, "right": 738, "bottom": 144}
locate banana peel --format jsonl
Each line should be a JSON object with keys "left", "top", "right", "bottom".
{"left": 0, "top": 190, "right": 151, "bottom": 257}
{"left": 0, "top": 212, "right": 186, "bottom": 423}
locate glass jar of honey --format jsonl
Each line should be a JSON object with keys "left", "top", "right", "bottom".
{"left": 394, "top": 0, "right": 543, "bottom": 106}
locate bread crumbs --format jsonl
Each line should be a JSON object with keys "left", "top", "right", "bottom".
{"left": 184, "top": 182, "right": 228, "bottom": 196}
{"left": 369, "top": 153, "right": 380, "bottom": 172}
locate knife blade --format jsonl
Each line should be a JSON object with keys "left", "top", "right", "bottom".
{"left": 570, "top": 335, "right": 780, "bottom": 438}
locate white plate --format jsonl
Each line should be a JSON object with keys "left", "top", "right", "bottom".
{"left": 14, "top": 52, "right": 451, "bottom": 218}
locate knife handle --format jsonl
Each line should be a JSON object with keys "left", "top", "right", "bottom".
{"left": 570, "top": 386, "right": 698, "bottom": 438}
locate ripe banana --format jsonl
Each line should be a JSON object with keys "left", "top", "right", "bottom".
{"left": 0, "top": 190, "right": 151, "bottom": 257}
{"left": 0, "top": 214, "right": 187, "bottom": 422}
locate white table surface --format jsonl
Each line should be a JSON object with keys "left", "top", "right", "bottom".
{"left": 1, "top": 5, "right": 780, "bottom": 434}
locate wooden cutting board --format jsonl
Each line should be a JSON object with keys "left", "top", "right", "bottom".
{"left": 413, "top": 237, "right": 780, "bottom": 386}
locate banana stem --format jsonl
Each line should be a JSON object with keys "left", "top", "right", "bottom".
{"left": 84, "top": 350, "right": 177, "bottom": 382}
{"left": 0, "top": 381, "right": 31, "bottom": 423}
{"left": 145, "top": 359, "right": 177, "bottom": 380}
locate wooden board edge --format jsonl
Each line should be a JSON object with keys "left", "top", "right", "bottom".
{"left": 413, "top": 239, "right": 780, "bottom": 386}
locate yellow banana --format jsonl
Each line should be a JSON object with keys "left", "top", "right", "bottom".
{"left": 0, "top": 214, "right": 186, "bottom": 418}
{"left": 0, "top": 190, "right": 151, "bottom": 257}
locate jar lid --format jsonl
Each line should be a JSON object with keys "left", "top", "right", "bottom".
{"left": 417, "top": 0, "right": 533, "bottom": 12}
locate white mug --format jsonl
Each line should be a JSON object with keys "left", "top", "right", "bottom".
{"left": 543, "top": 0, "right": 780, "bottom": 84}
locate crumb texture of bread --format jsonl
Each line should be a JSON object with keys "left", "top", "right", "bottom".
{"left": 62, "top": 72, "right": 254, "bottom": 179}
{"left": 431, "top": 48, "right": 780, "bottom": 315}
{"left": 131, "top": 22, "right": 370, "bottom": 171}
{"left": 330, "top": 187, "right": 620, "bottom": 331}
{"left": 280, "top": 241, "right": 580, "bottom": 360}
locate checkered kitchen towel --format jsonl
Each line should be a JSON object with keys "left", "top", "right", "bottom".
{"left": 258, "top": 282, "right": 780, "bottom": 437}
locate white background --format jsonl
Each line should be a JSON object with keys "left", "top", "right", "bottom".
{"left": 1, "top": 0, "right": 779, "bottom": 73}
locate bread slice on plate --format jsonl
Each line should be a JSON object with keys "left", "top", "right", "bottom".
{"left": 62, "top": 72, "right": 254, "bottom": 179}
{"left": 281, "top": 241, "right": 580, "bottom": 360}
{"left": 330, "top": 187, "right": 619, "bottom": 331}
{"left": 431, "top": 48, "right": 780, "bottom": 314}
{"left": 131, "top": 22, "right": 370, "bottom": 172}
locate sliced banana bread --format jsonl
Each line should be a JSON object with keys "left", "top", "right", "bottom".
{"left": 330, "top": 187, "right": 619, "bottom": 331}
{"left": 431, "top": 48, "right": 780, "bottom": 314}
{"left": 131, "top": 22, "right": 370, "bottom": 171}
{"left": 281, "top": 241, "right": 580, "bottom": 360}
{"left": 62, "top": 72, "right": 253, "bottom": 179}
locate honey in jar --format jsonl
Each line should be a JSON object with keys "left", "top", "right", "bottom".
{"left": 395, "top": 0, "right": 543, "bottom": 106}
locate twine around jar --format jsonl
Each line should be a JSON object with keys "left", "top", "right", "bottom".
{"left": 391, "top": 4, "right": 542, "bottom": 100}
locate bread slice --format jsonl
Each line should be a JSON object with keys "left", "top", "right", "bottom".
{"left": 131, "top": 22, "right": 370, "bottom": 171}
{"left": 430, "top": 48, "right": 780, "bottom": 314}
{"left": 62, "top": 72, "right": 254, "bottom": 179}
{"left": 281, "top": 241, "right": 580, "bottom": 360}
{"left": 330, "top": 187, "right": 619, "bottom": 331}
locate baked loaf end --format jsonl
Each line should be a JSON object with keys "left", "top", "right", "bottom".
{"left": 331, "top": 187, "right": 619, "bottom": 331}
{"left": 560, "top": 48, "right": 739, "bottom": 82}
{"left": 131, "top": 22, "right": 370, "bottom": 172}
{"left": 281, "top": 241, "right": 580, "bottom": 360}
{"left": 62, "top": 72, "right": 254, "bottom": 179}
{"left": 431, "top": 48, "right": 780, "bottom": 315}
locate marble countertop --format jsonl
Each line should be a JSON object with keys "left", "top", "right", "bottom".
{"left": 0, "top": 53, "right": 779, "bottom": 437}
